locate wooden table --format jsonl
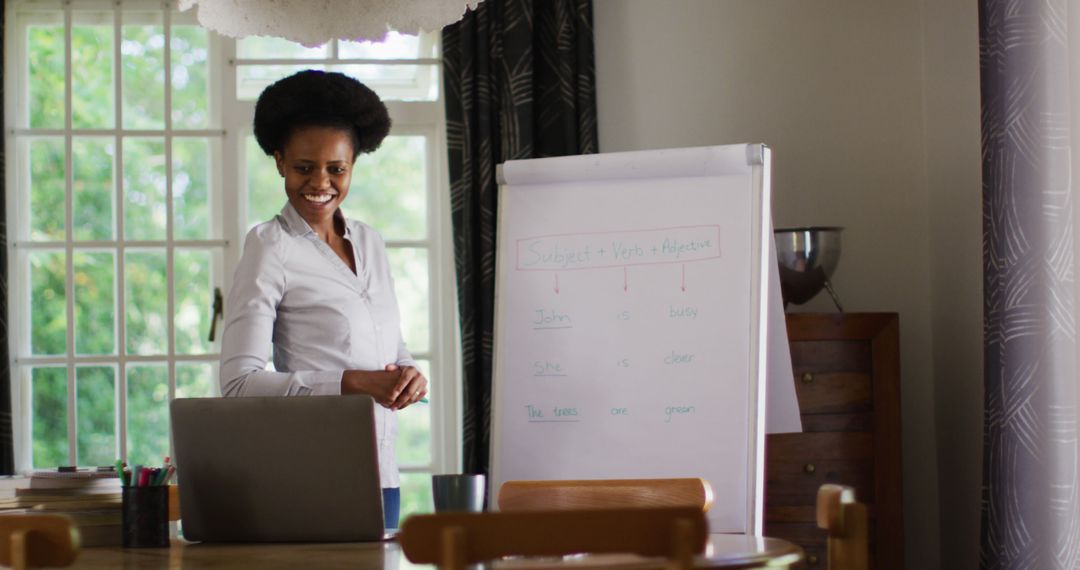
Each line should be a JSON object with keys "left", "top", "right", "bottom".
{"left": 71, "top": 534, "right": 803, "bottom": 569}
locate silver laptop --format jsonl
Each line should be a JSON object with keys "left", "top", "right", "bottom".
{"left": 171, "top": 395, "right": 388, "bottom": 542}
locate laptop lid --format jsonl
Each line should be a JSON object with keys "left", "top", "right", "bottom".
{"left": 170, "top": 395, "right": 385, "bottom": 542}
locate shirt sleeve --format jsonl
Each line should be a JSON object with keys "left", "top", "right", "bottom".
{"left": 219, "top": 227, "right": 344, "bottom": 397}
{"left": 395, "top": 332, "right": 418, "bottom": 369}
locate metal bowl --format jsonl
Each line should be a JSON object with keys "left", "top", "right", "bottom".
{"left": 774, "top": 226, "right": 843, "bottom": 307}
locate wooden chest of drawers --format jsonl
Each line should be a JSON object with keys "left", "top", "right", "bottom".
{"left": 765, "top": 313, "right": 903, "bottom": 570}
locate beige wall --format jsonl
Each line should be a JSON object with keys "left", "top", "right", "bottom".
{"left": 593, "top": 1, "right": 983, "bottom": 568}
{"left": 921, "top": 0, "right": 983, "bottom": 568}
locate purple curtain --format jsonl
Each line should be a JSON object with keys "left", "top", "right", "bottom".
{"left": 979, "top": 0, "right": 1080, "bottom": 566}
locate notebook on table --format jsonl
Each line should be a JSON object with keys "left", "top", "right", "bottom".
{"left": 170, "top": 394, "right": 390, "bottom": 542}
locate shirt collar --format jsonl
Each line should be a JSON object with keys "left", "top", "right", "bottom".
{"left": 279, "top": 202, "right": 352, "bottom": 239}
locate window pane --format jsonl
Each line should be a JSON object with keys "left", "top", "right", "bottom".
{"left": 386, "top": 248, "right": 430, "bottom": 354}
{"left": 126, "top": 250, "right": 167, "bottom": 355}
{"left": 400, "top": 472, "right": 434, "bottom": 521}
{"left": 338, "top": 32, "right": 439, "bottom": 60}
{"left": 127, "top": 363, "right": 169, "bottom": 466}
{"left": 28, "top": 20, "right": 65, "bottom": 129}
{"left": 237, "top": 37, "right": 327, "bottom": 59}
{"left": 74, "top": 251, "right": 116, "bottom": 355}
{"left": 245, "top": 135, "right": 285, "bottom": 230}
{"left": 73, "top": 138, "right": 115, "bottom": 241}
{"left": 171, "top": 25, "right": 210, "bottom": 129}
{"left": 236, "top": 64, "right": 325, "bottom": 100}
{"left": 175, "top": 249, "right": 212, "bottom": 355}
{"left": 76, "top": 366, "right": 115, "bottom": 467}
{"left": 122, "top": 14, "right": 165, "bottom": 130}
{"left": 71, "top": 15, "right": 115, "bottom": 129}
{"left": 31, "top": 367, "right": 68, "bottom": 468}
{"left": 396, "top": 359, "right": 432, "bottom": 467}
{"left": 30, "top": 251, "right": 67, "bottom": 356}
{"left": 335, "top": 64, "right": 438, "bottom": 101}
{"left": 177, "top": 362, "right": 217, "bottom": 399}
{"left": 173, "top": 138, "right": 212, "bottom": 239}
{"left": 344, "top": 136, "right": 427, "bottom": 240}
{"left": 29, "top": 138, "right": 65, "bottom": 241}
{"left": 124, "top": 138, "right": 167, "bottom": 240}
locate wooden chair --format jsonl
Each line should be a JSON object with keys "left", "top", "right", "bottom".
{"left": 817, "top": 484, "right": 868, "bottom": 570}
{"left": 498, "top": 478, "right": 714, "bottom": 512}
{"left": 399, "top": 506, "right": 707, "bottom": 570}
{"left": 0, "top": 514, "right": 79, "bottom": 570}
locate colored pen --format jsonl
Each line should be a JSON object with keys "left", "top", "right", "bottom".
{"left": 114, "top": 460, "right": 126, "bottom": 485}
{"left": 162, "top": 465, "right": 176, "bottom": 485}
{"left": 154, "top": 457, "right": 171, "bottom": 486}
{"left": 419, "top": 397, "right": 429, "bottom": 404}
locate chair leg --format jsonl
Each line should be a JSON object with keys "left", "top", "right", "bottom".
{"left": 10, "top": 529, "right": 27, "bottom": 570}
{"left": 668, "top": 518, "right": 695, "bottom": 570}
{"left": 829, "top": 503, "right": 869, "bottom": 570}
{"left": 440, "top": 526, "right": 466, "bottom": 570}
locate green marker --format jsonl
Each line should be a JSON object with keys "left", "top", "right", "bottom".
{"left": 114, "top": 459, "right": 127, "bottom": 486}
{"left": 420, "top": 398, "right": 429, "bottom": 404}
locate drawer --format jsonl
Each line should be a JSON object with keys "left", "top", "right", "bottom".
{"left": 763, "top": 522, "right": 825, "bottom": 569}
{"left": 789, "top": 340, "right": 871, "bottom": 373}
{"left": 801, "top": 545, "right": 827, "bottom": 570}
{"left": 765, "top": 433, "right": 875, "bottom": 507}
{"left": 793, "top": 371, "right": 872, "bottom": 414}
{"left": 800, "top": 412, "right": 873, "bottom": 433}
{"left": 767, "top": 432, "right": 874, "bottom": 461}
{"left": 763, "top": 524, "right": 877, "bottom": 570}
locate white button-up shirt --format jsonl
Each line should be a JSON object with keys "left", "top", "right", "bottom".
{"left": 219, "top": 202, "right": 415, "bottom": 487}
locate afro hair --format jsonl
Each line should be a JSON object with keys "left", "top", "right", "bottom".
{"left": 253, "top": 70, "right": 391, "bottom": 159}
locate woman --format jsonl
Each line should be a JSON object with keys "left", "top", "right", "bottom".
{"left": 219, "top": 70, "right": 428, "bottom": 529}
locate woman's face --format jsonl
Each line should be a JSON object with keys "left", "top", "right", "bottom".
{"left": 274, "top": 126, "right": 355, "bottom": 228}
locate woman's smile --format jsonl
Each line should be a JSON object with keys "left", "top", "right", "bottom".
{"left": 301, "top": 191, "right": 338, "bottom": 205}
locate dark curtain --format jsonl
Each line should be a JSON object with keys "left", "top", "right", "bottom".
{"left": 979, "top": 0, "right": 1080, "bottom": 566}
{"left": 0, "top": 3, "right": 13, "bottom": 475}
{"left": 442, "top": 0, "right": 598, "bottom": 475}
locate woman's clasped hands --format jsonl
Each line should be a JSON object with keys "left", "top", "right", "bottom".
{"left": 342, "top": 365, "right": 428, "bottom": 410}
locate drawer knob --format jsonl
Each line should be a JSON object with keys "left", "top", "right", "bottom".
{"left": 808, "top": 554, "right": 819, "bottom": 566}
{"left": 801, "top": 372, "right": 814, "bottom": 384}
{"left": 803, "top": 463, "right": 816, "bottom": 474}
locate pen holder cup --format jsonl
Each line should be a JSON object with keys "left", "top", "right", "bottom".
{"left": 432, "top": 474, "right": 486, "bottom": 513}
{"left": 122, "top": 486, "right": 170, "bottom": 548}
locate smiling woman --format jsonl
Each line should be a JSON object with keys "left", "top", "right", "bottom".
{"left": 219, "top": 70, "right": 429, "bottom": 529}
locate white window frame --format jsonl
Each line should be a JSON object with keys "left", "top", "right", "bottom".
{"left": 5, "top": 0, "right": 461, "bottom": 479}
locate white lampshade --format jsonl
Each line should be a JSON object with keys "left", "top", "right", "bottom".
{"left": 178, "top": 0, "right": 482, "bottom": 47}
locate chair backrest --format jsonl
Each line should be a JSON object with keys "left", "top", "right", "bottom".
{"left": 399, "top": 506, "right": 708, "bottom": 570}
{"left": 816, "top": 484, "right": 868, "bottom": 570}
{"left": 497, "top": 478, "right": 714, "bottom": 512}
{"left": 0, "top": 514, "right": 79, "bottom": 570}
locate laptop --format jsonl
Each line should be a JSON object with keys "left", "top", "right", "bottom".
{"left": 170, "top": 395, "right": 390, "bottom": 542}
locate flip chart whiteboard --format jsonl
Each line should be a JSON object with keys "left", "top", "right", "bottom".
{"left": 489, "top": 144, "right": 772, "bottom": 534}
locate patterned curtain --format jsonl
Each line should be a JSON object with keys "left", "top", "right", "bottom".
{"left": 979, "top": 0, "right": 1080, "bottom": 566}
{"left": 442, "top": 0, "right": 598, "bottom": 475}
{"left": 0, "top": 5, "right": 13, "bottom": 475}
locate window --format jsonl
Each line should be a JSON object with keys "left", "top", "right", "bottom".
{"left": 6, "top": 0, "right": 458, "bottom": 520}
